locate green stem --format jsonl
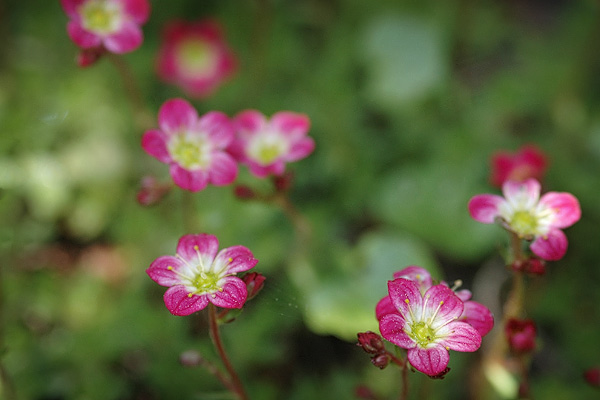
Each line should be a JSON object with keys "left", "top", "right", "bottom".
{"left": 0, "top": 261, "right": 16, "bottom": 400}
{"left": 208, "top": 304, "right": 249, "bottom": 400}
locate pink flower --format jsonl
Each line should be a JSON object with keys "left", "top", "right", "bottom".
{"left": 468, "top": 178, "right": 581, "bottom": 261}
{"left": 60, "top": 0, "right": 150, "bottom": 54}
{"left": 146, "top": 234, "right": 258, "bottom": 316}
{"left": 156, "top": 20, "right": 236, "bottom": 98}
{"left": 141, "top": 98, "right": 238, "bottom": 192}
{"left": 230, "top": 110, "right": 315, "bottom": 178}
{"left": 379, "top": 278, "right": 482, "bottom": 377}
{"left": 491, "top": 145, "right": 548, "bottom": 188}
{"left": 376, "top": 266, "right": 494, "bottom": 338}
{"left": 505, "top": 318, "right": 536, "bottom": 354}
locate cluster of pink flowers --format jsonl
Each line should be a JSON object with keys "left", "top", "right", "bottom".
{"left": 142, "top": 98, "right": 314, "bottom": 192}
{"left": 490, "top": 145, "right": 547, "bottom": 188}
{"left": 375, "top": 266, "right": 493, "bottom": 377}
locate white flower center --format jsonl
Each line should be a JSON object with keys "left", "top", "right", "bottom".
{"left": 247, "top": 132, "right": 289, "bottom": 166}
{"left": 168, "top": 133, "right": 212, "bottom": 170}
{"left": 499, "top": 201, "right": 555, "bottom": 238}
{"left": 80, "top": 0, "right": 123, "bottom": 35}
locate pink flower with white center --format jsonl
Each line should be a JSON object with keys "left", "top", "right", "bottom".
{"left": 156, "top": 20, "right": 236, "bottom": 98}
{"left": 146, "top": 234, "right": 258, "bottom": 316}
{"left": 60, "top": 0, "right": 150, "bottom": 54}
{"left": 491, "top": 145, "right": 548, "bottom": 188}
{"left": 230, "top": 110, "right": 315, "bottom": 178}
{"left": 468, "top": 178, "right": 581, "bottom": 261}
{"left": 376, "top": 266, "right": 494, "bottom": 338}
{"left": 141, "top": 98, "right": 238, "bottom": 192}
{"left": 379, "top": 278, "right": 482, "bottom": 377}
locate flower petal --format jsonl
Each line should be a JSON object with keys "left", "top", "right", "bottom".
{"left": 123, "top": 0, "right": 150, "bottom": 24}
{"left": 461, "top": 301, "right": 494, "bottom": 337}
{"left": 208, "top": 153, "right": 238, "bottom": 186}
{"left": 454, "top": 289, "right": 472, "bottom": 302}
{"left": 141, "top": 130, "right": 171, "bottom": 163}
{"left": 176, "top": 234, "right": 219, "bottom": 266}
{"left": 234, "top": 110, "right": 266, "bottom": 136}
{"left": 164, "top": 286, "right": 209, "bottom": 316}
{"left": 530, "top": 228, "right": 568, "bottom": 261}
{"left": 539, "top": 192, "right": 581, "bottom": 228}
{"left": 60, "top": 0, "right": 85, "bottom": 18}
{"left": 375, "top": 295, "right": 396, "bottom": 321}
{"left": 438, "top": 321, "right": 482, "bottom": 352}
{"left": 197, "top": 111, "right": 234, "bottom": 148}
{"left": 503, "top": 179, "right": 540, "bottom": 208}
{"left": 67, "top": 21, "right": 102, "bottom": 49}
{"left": 214, "top": 245, "right": 258, "bottom": 274}
{"left": 103, "top": 21, "right": 143, "bottom": 53}
{"left": 392, "top": 266, "right": 433, "bottom": 291}
{"left": 169, "top": 164, "right": 209, "bottom": 192}
{"left": 146, "top": 255, "right": 185, "bottom": 286}
{"left": 388, "top": 278, "right": 423, "bottom": 323}
{"left": 210, "top": 277, "right": 248, "bottom": 309}
{"left": 379, "top": 313, "right": 414, "bottom": 349}
{"left": 270, "top": 112, "right": 310, "bottom": 137}
{"left": 407, "top": 345, "right": 450, "bottom": 377}
{"left": 287, "top": 137, "right": 315, "bottom": 162}
{"left": 468, "top": 194, "right": 504, "bottom": 223}
{"left": 421, "top": 284, "right": 464, "bottom": 329}
{"left": 159, "top": 98, "right": 198, "bottom": 135}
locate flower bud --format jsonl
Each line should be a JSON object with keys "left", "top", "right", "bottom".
{"left": 357, "top": 331, "right": 386, "bottom": 355}
{"left": 77, "top": 47, "right": 104, "bottom": 68}
{"left": 234, "top": 185, "right": 256, "bottom": 200}
{"left": 584, "top": 367, "right": 600, "bottom": 388}
{"left": 370, "top": 353, "right": 390, "bottom": 369}
{"left": 525, "top": 258, "right": 546, "bottom": 276}
{"left": 136, "top": 176, "right": 171, "bottom": 206}
{"left": 505, "top": 318, "right": 537, "bottom": 354}
{"left": 272, "top": 171, "right": 294, "bottom": 192}
{"left": 243, "top": 272, "right": 266, "bottom": 300}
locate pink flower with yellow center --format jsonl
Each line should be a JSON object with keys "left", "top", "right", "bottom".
{"left": 146, "top": 234, "right": 258, "bottom": 316}
{"left": 379, "top": 278, "right": 482, "bottom": 377}
{"left": 229, "top": 110, "right": 315, "bottom": 178}
{"left": 141, "top": 98, "right": 238, "bottom": 192}
{"left": 60, "top": 0, "right": 150, "bottom": 54}
{"left": 491, "top": 145, "right": 548, "bottom": 188}
{"left": 468, "top": 178, "right": 581, "bottom": 261}
{"left": 156, "top": 20, "right": 236, "bottom": 98}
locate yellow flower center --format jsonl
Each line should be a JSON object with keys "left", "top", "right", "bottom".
{"left": 410, "top": 321, "right": 436, "bottom": 348}
{"left": 192, "top": 271, "right": 221, "bottom": 294}
{"left": 177, "top": 40, "right": 217, "bottom": 77}
{"left": 80, "top": 0, "right": 122, "bottom": 34}
{"left": 169, "top": 135, "right": 211, "bottom": 170}
{"left": 248, "top": 134, "right": 288, "bottom": 166}
{"left": 510, "top": 210, "right": 538, "bottom": 237}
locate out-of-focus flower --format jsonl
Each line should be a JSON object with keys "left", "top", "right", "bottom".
{"left": 230, "top": 110, "right": 315, "bottom": 178}
{"left": 505, "top": 318, "right": 536, "bottom": 354}
{"left": 60, "top": 0, "right": 150, "bottom": 54}
{"left": 142, "top": 98, "right": 238, "bottom": 192}
{"left": 156, "top": 20, "right": 236, "bottom": 98}
{"left": 468, "top": 178, "right": 581, "bottom": 261}
{"left": 379, "top": 278, "right": 482, "bottom": 377}
{"left": 583, "top": 367, "right": 600, "bottom": 388}
{"left": 146, "top": 234, "right": 258, "bottom": 316}
{"left": 491, "top": 145, "right": 548, "bottom": 188}
{"left": 136, "top": 175, "right": 172, "bottom": 206}
{"left": 376, "top": 266, "right": 494, "bottom": 338}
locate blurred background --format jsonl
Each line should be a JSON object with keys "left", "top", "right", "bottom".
{"left": 1, "top": 0, "right": 599, "bottom": 399}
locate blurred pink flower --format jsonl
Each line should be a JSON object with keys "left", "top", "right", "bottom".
{"left": 379, "top": 278, "right": 482, "bottom": 377}
{"left": 146, "top": 234, "right": 258, "bottom": 316}
{"left": 60, "top": 0, "right": 150, "bottom": 54}
{"left": 156, "top": 20, "right": 236, "bottom": 98}
{"left": 141, "top": 98, "right": 238, "bottom": 192}
{"left": 469, "top": 178, "right": 581, "bottom": 261}
{"left": 230, "top": 110, "right": 315, "bottom": 178}
{"left": 490, "top": 145, "right": 547, "bottom": 188}
{"left": 505, "top": 318, "right": 536, "bottom": 354}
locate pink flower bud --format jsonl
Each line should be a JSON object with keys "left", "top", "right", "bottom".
{"left": 234, "top": 185, "right": 256, "bottom": 200}
{"left": 357, "top": 331, "right": 386, "bottom": 355}
{"left": 242, "top": 272, "right": 265, "bottom": 300}
{"left": 272, "top": 171, "right": 294, "bottom": 193}
{"left": 505, "top": 318, "right": 537, "bottom": 354}
{"left": 77, "top": 47, "right": 104, "bottom": 68}
{"left": 584, "top": 367, "right": 600, "bottom": 388}
{"left": 136, "top": 176, "right": 171, "bottom": 206}
{"left": 370, "top": 353, "right": 391, "bottom": 369}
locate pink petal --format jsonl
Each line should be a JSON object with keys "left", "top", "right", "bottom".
{"left": 159, "top": 98, "right": 198, "bottom": 135}
{"left": 234, "top": 110, "right": 266, "bottom": 135}
{"left": 247, "top": 161, "right": 282, "bottom": 178}
{"left": 60, "top": 0, "right": 85, "bottom": 18}
{"left": 375, "top": 295, "right": 396, "bottom": 321}
{"left": 67, "top": 21, "right": 102, "bottom": 49}
{"left": 176, "top": 234, "right": 219, "bottom": 265}
{"left": 214, "top": 245, "right": 258, "bottom": 274}
{"left": 468, "top": 194, "right": 504, "bottom": 223}
{"left": 462, "top": 301, "right": 494, "bottom": 337}
{"left": 197, "top": 111, "right": 234, "bottom": 148}
{"left": 388, "top": 279, "right": 423, "bottom": 321}
{"left": 141, "top": 130, "right": 171, "bottom": 163}
{"left": 502, "top": 179, "right": 540, "bottom": 205}
{"left": 270, "top": 112, "right": 310, "bottom": 137}
{"left": 407, "top": 345, "right": 450, "bottom": 377}
{"left": 454, "top": 289, "right": 472, "bottom": 302}
{"left": 208, "top": 153, "right": 238, "bottom": 186}
{"left": 530, "top": 228, "right": 568, "bottom": 261}
{"left": 103, "top": 21, "right": 143, "bottom": 54}
{"left": 164, "top": 286, "right": 209, "bottom": 316}
{"left": 287, "top": 137, "right": 315, "bottom": 161}
{"left": 392, "top": 266, "right": 433, "bottom": 291}
{"left": 123, "top": 0, "right": 150, "bottom": 24}
{"left": 539, "top": 192, "right": 581, "bottom": 229}
{"left": 210, "top": 277, "right": 248, "bottom": 309}
{"left": 379, "top": 313, "right": 415, "bottom": 349}
{"left": 421, "top": 285, "right": 464, "bottom": 327}
{"left": 169, "top": 164, "right": 209, "bottom": 192}
{"left": 146, "top": 255, "right": 185, "bottom": 287}
{"left": 438, "top": 321, "right": 481, "bottom": 352}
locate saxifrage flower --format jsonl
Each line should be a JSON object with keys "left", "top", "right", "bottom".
{"left": 490, "top": 145, "right": 548, "bottom": 188}
{"left": 60, "top": 0, "right": 150, "bottom": 54}
{"left": 146, "top": 234, "right": 258, "bottom": 316}
{"left": 468, "top": 178, "right": 581, "bottom": 261}
{"left": 142, "top": 98, "right": 238, "bottom": 192}
{"left": 229, "top": 110, "right": 315, "bottom": 178}
{"left": 379, "top": 278, "right": 482, "bottom": 377}
{"left": 156, "top": 20, "right": 236, "bottom": 98}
